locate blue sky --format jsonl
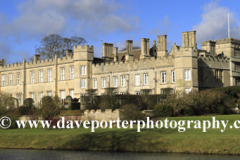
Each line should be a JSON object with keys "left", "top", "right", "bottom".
{"left": 0, "top": 0, "right": 240, "bottom": 64}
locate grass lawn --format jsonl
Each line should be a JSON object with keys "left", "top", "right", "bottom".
{"left": 1, "top": 114, "right": 240, "bottom": 154}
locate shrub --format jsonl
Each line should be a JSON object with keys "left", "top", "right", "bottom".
{"left": 218, "top": 105, "right": 227, "bottom": 115}
{"left": 24, "top": 98, "right": 34, "bottom": 108}
{"left": 120, "top": 104, "right": 144, "bottom": 121}
{"left": 154, "top": 104, "right": 173, "bottom": 117}
{"left": 40, "top": 96, "right": 60, "bottom": 119}
{"left": 100, "top": 88, "right": 120, "bottom": 110}
{"left": 9, "top": 115, "right": 19, "bottom": 129}
{"left": 0, "top": 107, "right": 7, "bottom": 116}
{"left": 213, "top": 86, "right": 240, "bottom": 99}
{"left": 19, "top": 106, "right": 31, "bottom": 115}
{"left": 70, "top": 103, "right": 80, "bottom": 110}
{"left": 184, "top": 106, "right": 195, "bottom": 116}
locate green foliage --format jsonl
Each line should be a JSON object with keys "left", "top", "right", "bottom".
{"left": 0, "top": 92, "right": 15, "bottom": 109}
{"left": 18, "top": 106, "right": 31, "bottom": 115}
{"left": 213, "top": 86, "right": 240, "bottom": 99}
{"left": 154, "top": 104, "right": 173, "bottom": 117}
{"left": 218, "top": 105, "right": 228, "bottom": 115}
{"left": 9, "top": 115, "right": 19, "bottom": 129}
{"left": 120, "top": 104, "right": 145, "bottom": 121}
{"left": 183, "top": 106, "right": 195, "bottom": 116}
{"left": 70, "top": 103, "right": 80, "bottom": 110}
{"left": 84, "top": 89, "right": 100, "bottom": 110}
{"left": 0, "top": 107, "right": 7, "bottom": 116}
{"left": 100, "top": 88, "right": 120, "bottom": 110}
{"left": 24, "top": 98, "right": 34, "bottom": 108}
{"left": 40, "top": 96, "right": 60, "bottom": 119}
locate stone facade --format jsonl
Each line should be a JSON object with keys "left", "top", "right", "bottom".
{"left": 0, "top": 31, "right": 240, "bottom": 107}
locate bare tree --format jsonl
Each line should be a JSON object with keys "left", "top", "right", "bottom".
{"left": 33, "top": 34, "right": 87, "bottom": 59}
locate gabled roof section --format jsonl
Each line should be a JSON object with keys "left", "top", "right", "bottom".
{"left": 169, "top": 43, "right": 180, "bottom": 56}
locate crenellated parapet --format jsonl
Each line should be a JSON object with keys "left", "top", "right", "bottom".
{"left": 73, "top": 44, "right": 94, "bottom": 53}
{"left": 0, "top": 51, "right": 76, "bottom": 71}
{"left": 73, "top": 45, "right": 94, "bottom": 61}
{"left": 1, "top": 62, "right": 24, "bottom": 71}
{"left": 92, "top": 55, "right": 175, "bottom": 74}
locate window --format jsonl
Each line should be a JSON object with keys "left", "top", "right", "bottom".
{"left": 121, "top": 76, "right": 125, "bottom": 87}
{"left": 70, "top": 66, "right": 74, "bottom": 79}
{"left": 81, "top": 79, "right": 86, "bottom": 88}
{"left": 161, "top": 88, "right": 174, "bottom": 94}
{"left": 113, "top": 76, "right": 118, "bottom": 87}
{"left": 184, "top": 70, "right": 191, "bottom": 81}
{"left": 39, "top": 92, "right": 43, "bottom": 104}
{"left": 60, "top": 67, "right": 65, "bottom": 81}
{"left": 102, "top": 78, "right": 106, "bottom": 88}
{"left": 235, "top": 63, "right": 240, "bottom": 71}
{"left": 9, "top": 74, "right": 12, "bottom": 85}
{"left": 172, "top": 71, "right": 175, "bottom": 83}
{"left": 215, "top": 70, "right": 223, "bottom": 83}
{"left": 39, "top": 70, "right": 43, "bottom": 83}
{"left": 70, "top": 90, "right": 74, "bottom": 98}
{"left": 30, "top": 71, "right": 34, "bottom": 84}
{"left": 93, "top": 78, "right": 97, "bottom": 89}
{"left": 47, "top": 91, "right": 52, "bottom": 97}
{"left": 30, "top": 93, "right": 34, "bottom": 100}
{"left": 17, "top": 73, "right": 20, "bottom": 85}
{"left": 48, "top": 69, "right": 52, "bottom": 82}
{"left": 135, "top": 74, "right": 140, "bottom": 86}
{"left": 135, "top": 91, "right": 140, "bottom": 95}
{"left": 1, "top": 75, "right": 4, "bottom": 86}
{"left": 81, "top": 65, "right": 86, "bottom": 75}
{"left": 144, "top": 73, "right": 148, "bottom": 85}
{"left": 17, "top": 94, "right": 21, "bottom": 107}
{"left": 161, "top": 72, "right": 166, "bottom": 84}
{"left": 60, "top": 91, "right": 65, "bottom": 101}
{"left": 184, "top": 88, "right": 192, "bottom": 94}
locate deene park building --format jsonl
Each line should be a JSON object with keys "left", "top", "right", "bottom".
{"left": 0, "top": 31, "right": 240, "bottom": 107}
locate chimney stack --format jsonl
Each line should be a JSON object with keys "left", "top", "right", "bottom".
{"left": 34, "top": 54, "right": 40, "bottom": 62}
{"left": 157, "top": 35, "right": 167, "bottom": 57}
{"left": 182, "top": 31, "right": 196, "bottom": 48}
{"left": 140, "top": 38, "right": 150, "bottom": 59}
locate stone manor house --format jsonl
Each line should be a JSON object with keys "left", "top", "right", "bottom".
{"left": 0, "top": 31, "right": 240, "bottom": 107}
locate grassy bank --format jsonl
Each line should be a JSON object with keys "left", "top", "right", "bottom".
{"left": 1, "top": 115, "right": 240, "bottom": 155}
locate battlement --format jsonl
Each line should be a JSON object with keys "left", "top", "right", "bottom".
{"left": 73, "top": 44, "right": 94, "bottom": 52}
{"left": 26, "top": 58, "right": 55, "bottom": 67}
{"left": 201, "top": 38, "right": 240, "bottom": 46}
{"left": 2, "top": 62, "right": 23, "bottom": 69}
{"left": 92, "top": 55, "right": 175, "bottom": 74}
{"left": 0, "top": 51, "right": 77, "bottom": 71}
{"left": 198, "top": 54, "right": 229, "bottom": 63}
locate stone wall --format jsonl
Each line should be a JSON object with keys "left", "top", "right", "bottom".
{"left": 82, "top": 109, "right": 123, "bottom": 121}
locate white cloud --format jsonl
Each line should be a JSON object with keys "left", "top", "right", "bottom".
{"left": 0, "top": 0, "right": 140, "bottom": 39}
{"left": 193, "top": 2, "right": 240, "bottom": 44}
{"left": 149, "top": 15, "right": 171, "bottom": 35}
